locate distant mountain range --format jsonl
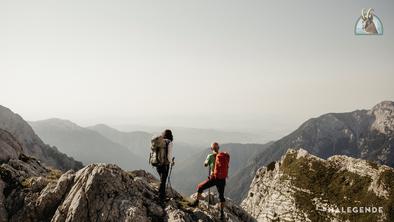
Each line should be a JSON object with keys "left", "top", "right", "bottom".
{"left": 227, "top": 101, "right": 394, "bottom": 202}
{"left": 29, "top": 119, "right": 146, "bottom": 171}
{"left": 29, "top": 120, "right": 205, "bottom": 173}
{"left": 0, "top": 105, "right": 82, "bottom": 170}
{"left": 2, "top": 101, "right": 392, "bottom": 208}
{"left": 1, "top": 101, "right": 393, "bottom": 221}
{"left": 87, "top": 124, "right": 201, "bottom": 162}
{"left": 87, "top": 124, "right": 152, "bottom": 157}
{"left": 114, "top": 125, "right": 272, "bottom": 146}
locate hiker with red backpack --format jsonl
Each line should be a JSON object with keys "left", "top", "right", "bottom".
{"left": 190, "top": 142, "right": 230, "bottom": 220}
{"left": 149, "top": 129, "right": 175, "bottom": 202}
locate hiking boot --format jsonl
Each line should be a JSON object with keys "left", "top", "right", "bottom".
{"left": 159, "top": 198, "right": 172, "bottom": 208}
{"left": 188, "top": 199, "right": 199, "bottom": 207}
{"left": 158, "top": 195, "right": 169, "bottom": 207}
{"left": 220, "top": 210, "right": 225, "bottom": 220}
{"left": 163, "top": 197, "right": 171, "bottom": 202}
{"left": 159, "top": 194, "right": 166, "bottom": 201}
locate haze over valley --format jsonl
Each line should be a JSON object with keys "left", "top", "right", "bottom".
{"left": 1, "top": 100, "right": 393, "bottom": 221}
{"left": 1, "top": 0, "right": 394, "bottom": 221}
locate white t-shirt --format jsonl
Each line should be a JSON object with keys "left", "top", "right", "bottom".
{"left": 166, "top": 140, "right": 173, "bottom": 163}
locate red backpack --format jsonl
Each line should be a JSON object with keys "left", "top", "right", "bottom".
{"left": 213, "top": 152, "right": 230, "bottom": 179}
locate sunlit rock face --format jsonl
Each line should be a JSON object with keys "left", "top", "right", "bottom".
{"left": 241, "top": 148, "right": 394, "bottom": 222}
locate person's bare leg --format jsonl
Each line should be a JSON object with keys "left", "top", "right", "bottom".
{"left": 191, "top": 178, "right": 215, "bottom": 207}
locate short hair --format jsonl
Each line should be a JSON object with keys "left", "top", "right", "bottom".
{"left": 162, "top": 129, "right": 173, "bottom": 141}
{"left": 211, "top": 142, "right": 220, "bottom": 151}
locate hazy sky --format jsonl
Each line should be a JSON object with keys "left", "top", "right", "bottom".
{"left": 1, "top": 0, "right": 393, "bottom": 134}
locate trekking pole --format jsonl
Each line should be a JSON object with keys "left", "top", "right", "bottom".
{"left": 167, "top": 157, "right": 175, "bottom": 199}
{"left": 208, "top": 165, "right": 211, "bottom": 207}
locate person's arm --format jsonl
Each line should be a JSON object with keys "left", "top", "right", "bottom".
{"left": 167, "top": 142, "right": 173, "bottom": 164}
{"left": 204, "top": 154, "right": 210, "bottom": 167}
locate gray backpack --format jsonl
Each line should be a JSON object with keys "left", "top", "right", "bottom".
{"left": 149, "top": 135, "right": 170, "bottom": 166}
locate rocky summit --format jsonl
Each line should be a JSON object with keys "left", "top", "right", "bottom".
{"left": 241, "top": 148, "right": 394, "bottom": 222}
{"left": 0, "top": 130, "right": 255, "bottom": 222}
{"left": 1, "top": 163, "right": 255, "bottom": 222}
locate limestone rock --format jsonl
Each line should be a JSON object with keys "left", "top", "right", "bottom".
{"left": 370, "top": 101, "right": 394, "bottom": 134}
{"left": 241, "top": 148, "right": 394, "bottom": 222}
{"left": 1, "top": 159, "right": 255, "bottom": 221}
{"left": 0, "top": 129, "right": 23, "bottom": 163}
{"left": 51, "top": 163, "right": 255, "bottom": 222}
{"left": 0, "top": 179, "right": 7, "bottom": 222}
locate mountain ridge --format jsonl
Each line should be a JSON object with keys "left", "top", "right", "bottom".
{"left": 228, "top": 101, "right": 394, "bottom": 202}
{"left": 29, "top": 118, "right": 147, "bottom": 171}
{"left": 88, "top": 123, "right": 202, "bottom": 163}
{"left": 0, "top": 105, "right": 82, "bottom": 171}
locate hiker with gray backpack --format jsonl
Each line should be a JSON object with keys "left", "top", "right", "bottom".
{"left": 149, "top": 129, "right": 175, "bottom": 202}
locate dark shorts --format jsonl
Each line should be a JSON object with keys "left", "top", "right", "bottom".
{"left": 197, "top": 178, "right": 226, "bottom": 202}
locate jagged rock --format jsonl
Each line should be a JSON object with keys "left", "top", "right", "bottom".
{"left": 0, "top": 129, "right": 23, "bottom": 163}
{"left": 1, "top": 158, "right": 255, "bottom": 221}
{"left": 187, "top": 192, "right": 256, "bottom": 222}
{"left": 0, "top": 155, "right": 55, "bottom": 222}
{"left": 241, "top": 148, "right": 394, "bottom": 222}
{"left": 370, "top": 101, "right": 394, "bottom": 134}
{"left": 51, "top": 163, "right": 255, "bottom": 222}
{"left": 0, "top": 179, "right": 7, "bottom": 222}
{"left": 35, "top": 170, "right": 75, "bottom": 217}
